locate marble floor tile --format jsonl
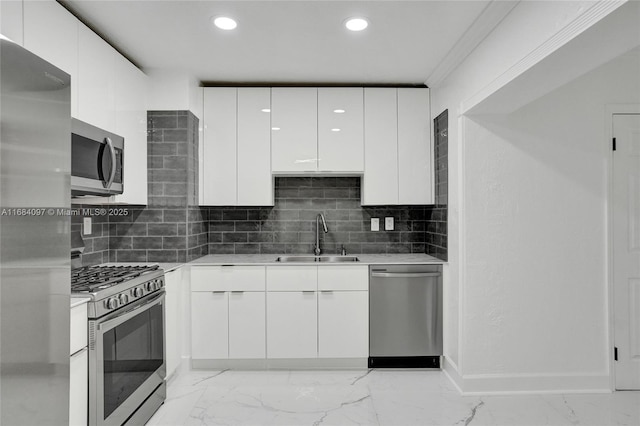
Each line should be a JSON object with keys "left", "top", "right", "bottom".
{"left": 148, "top": 369, "right": 640, "bottom": 426}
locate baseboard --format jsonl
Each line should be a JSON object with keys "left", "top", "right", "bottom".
{"left": 191, "top": 358, "right": 368, "bottom": 370}
{"left": 442, "top": 357, "right": 464, "bottom": 394}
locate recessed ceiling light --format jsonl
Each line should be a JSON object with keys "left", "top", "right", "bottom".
{"left": 272, "top": 127, "right": 281, "bottom": 131}
{"left": 333, "top": 109, "right": 346, "bottom": 114}
{"left": 345, "top": 17, "right": 368, "bottom": 32}
{"left": 261, "top": 108, "right": 271, "bottom": 113}
{"left": 212, "top": 16, "right": 237, "bottom": 30}
{"left": 331, "top": 128, "right": 341, "bottom": 132}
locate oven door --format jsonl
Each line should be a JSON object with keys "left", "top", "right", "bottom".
{"left": 89, "top": 292, "right": 166, "bottom": 426}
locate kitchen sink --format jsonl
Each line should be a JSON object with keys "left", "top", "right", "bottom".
{"left": 275, "top": 255, "right": 359, "bottom": 263}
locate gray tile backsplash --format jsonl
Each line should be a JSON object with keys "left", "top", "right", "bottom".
{"left": 207, "top": 177, "right": 429, "bottom": 255}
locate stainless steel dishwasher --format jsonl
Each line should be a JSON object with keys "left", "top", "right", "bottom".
{"left": 369, "top": 264, "right": 442, "bottom": 368}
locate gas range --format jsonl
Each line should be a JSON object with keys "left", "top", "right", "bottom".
{"left": 71, "top": 264, "right": 165, "bottom": 318}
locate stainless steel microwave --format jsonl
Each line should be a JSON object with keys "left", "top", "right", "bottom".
{"left": 71, "top": 118, "right": 124, "bottom": 196}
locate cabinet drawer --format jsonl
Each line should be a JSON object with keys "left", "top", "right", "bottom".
{"left": 318, "top": 265, "right": 368, "bottom": 291}
{"left": 191, "top": 266, "right": 265, "bottom": 291}
{"left": 70, "top": 302, "right": 87, "bottom": 356}
{"left": 266, "top": 266, "right": 317, "bottom": 291}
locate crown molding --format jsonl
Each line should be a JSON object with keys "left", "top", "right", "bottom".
{"left": 461, "top": 0, "right": 629, "bottom": 114}
{"left": 425, "top": 0, "right": 520, "bottom": 88}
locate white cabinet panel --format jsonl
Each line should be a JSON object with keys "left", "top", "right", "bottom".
{"left": 267, "top": 291, "right": 317, "bottom": 358}
{"left": 69, "top": 348, "right": 88, "bottom": 426}
{"left": 191, "top": 266, "right": 265, "bottom": 292}
{"left": 266, "top": 266, "right": 317, "bottom": 291}
{"left": 229, "top": 291, "right": 266, "bottom": 358}
{"left": 398, "top": 88, "right": 433, "bottom": 204}
{"left": 77, "top": 23, "right": 116, "bottom": 130}
{"left": 23, "top": 0, "right": 78, "bottom": 117}
{"left": 363, "top": 88, "right": 398, "bottom": 205}
{"left": 203, "top": 87, "right": 237, "bottom": 205}
{"left": 271, "top": 88, "right": 318, "bottom": 172}
{"left": 165, "top": 268, "right": 182, "bottom": 378}
{"left": 113, "top": 55, "right": 148, "bottom": 204}
{"left": 318, "top": 291, "right": 368, "bottom": 358}
{"left": 0, "top": 0, "right": 23, "bottom": 45}
{"left": 70, "top": 302, "right": 87, "bottom": 356}
{"left": 191, "top": 291, "right": 228, "bottom": 359}
{"left": 318, "top": 265, "right": 368, "bottom": 291}
{"left": 317, "top": 88, "right": 364, "bottom": 172}
{"left": 237, "top": 88, "right": 273, "bottom": 205}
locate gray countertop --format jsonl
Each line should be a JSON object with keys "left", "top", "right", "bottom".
{"left": 189, "top": 253, "right": 444, "bottom": 266}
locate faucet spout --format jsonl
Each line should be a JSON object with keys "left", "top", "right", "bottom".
{"left": 314, "top": 213, "right": 329, "bottom": 256}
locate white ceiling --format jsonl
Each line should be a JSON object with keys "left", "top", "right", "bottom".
{"left": 61, "top": 0, "right": 494, "bottom": 85}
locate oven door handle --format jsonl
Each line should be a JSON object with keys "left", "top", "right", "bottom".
{"left": 97, "top": 291, "right": 165, "bottom": 332}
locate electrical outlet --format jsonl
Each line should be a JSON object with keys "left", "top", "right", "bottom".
{"left": 371, "top": 218, "right": 380, "bottom": 232}
{"left": 83, "top": 217, "right": 92, "bottom": 235}
{"left": 385, "top": 217, "right": 394, "bottom": 231}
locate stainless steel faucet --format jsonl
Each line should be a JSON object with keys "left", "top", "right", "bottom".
{"left": 314, "top": 213, "right": 329, "bottom": 256}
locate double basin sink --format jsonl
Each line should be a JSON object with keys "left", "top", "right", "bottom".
{"left": 276, "top": 255, "right": 359, "bottom": 263}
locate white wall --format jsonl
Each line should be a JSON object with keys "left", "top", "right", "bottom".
{"left": 433, "top": 0, "right": 640, "bottom": 393}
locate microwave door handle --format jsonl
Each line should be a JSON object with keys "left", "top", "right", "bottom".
{"left": 103, "top": 137, "right": 117, "bottom": 189}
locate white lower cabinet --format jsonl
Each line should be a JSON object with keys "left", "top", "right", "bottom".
{"left": 69, "top": 348, "right": 88, "bottom": 426}
{"left": 70, "top": 300, "right": 88, "bottom": 426}
{"left": 165, "top": 267, "right": 183, "bottom": 378}
{"left": 229, "top": 291, "right": 266, "bottom": 358}
{"left": 266, "top": 291, "right": 317, "bottom": 358}
{"left": 190, "top": 264, "right": 368, "bottom": 363}
{"left": 191, "top": 291, "right": 229, "bottom": 359}
{"left": 190, "top": 266, "right": 266, "bottom": 360}
{"left": 318, "top": 291, "right": 368, "bottom": 358}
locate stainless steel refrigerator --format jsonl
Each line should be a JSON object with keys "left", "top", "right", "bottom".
{"left": 0, "top": 37, "right": 71, "bottom": 425}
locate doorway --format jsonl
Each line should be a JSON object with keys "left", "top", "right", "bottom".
{"left": 612, "top": 112, "right": 640, "bottom": 390}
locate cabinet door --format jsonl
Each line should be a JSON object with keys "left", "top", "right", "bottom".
{"left": 0, "top": 0, "right": 23, "bottom": 46}
{"left": 318, "top": 291, "right": 368, "bottom": 358}
{"left": 77, "top": 23, "right": 116, "bottom": 130}
{"left": 69, "top": 348, "right": 88, "bottom": 426}
{"left": 363, "top": 88, "right": 398, "bottom": 205}
{"left": 165, "top": 268, "right": 182, "bottom": 378}
{"left": 237, "top": 88, "right": 273, "bottom": 205}
{"left": 317, "top": 88, "right": 364, "bottom": 172}
{"left": 203, "top": 87, "right": 237, "bottom": 205}
{"left": 398, "top": 88, "right": 433, "bottom": 204}
{"left": 267, "top": 291, "right": 317, "bottom": 358}
{"left": 229, "top": 291, "right": 266, "bottom": 358}
{"left": 23, "top": 0, "right": 78, "bottom": 116}
{"left": 191, "top": 291, "right": 228, "bottom": 359}
{"left": 271, "top": 88, "right": 318, "bottom": 172}
{"left": 113, "top": 55, "right": 148, "bottom": 204}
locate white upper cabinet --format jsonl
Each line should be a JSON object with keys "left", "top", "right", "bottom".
{"left": 363, "top": 88, "right": 398, "bottom": 205}
{"left": 363, "top": 87, "right": 433, "bottom": 205}
{"left": 398, "top": 88, "right": 432, "bottom": 204}
{"left": 23, "top": 0, "right": 78, "bottom": 117}
{"left": 271, "top": 88, "right": 318, "bottom": 172}
{"left": 77, "top": 23, "right": 116, "bottom": 131}
{"left": 202, "top": 87, "right": 273, "bottom": 206}
{"left": 203, "top": 87, "right": 237, "bottom": 205}
{"left": 113, "top": 55, "right": 148, "bottom": 204}
{"left": 317, "top": 88, "right": 364, "bottom": 172}
{"left": 237, "top": 88, "right": 273, "bottom": 206}
{"left": 0, "top": 0, "right": 23, "bottom": 45}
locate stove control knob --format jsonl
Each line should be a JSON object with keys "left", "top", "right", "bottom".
{"left": 118, "top": 294, "right": 129, "bottom": 305}
{"left": 145, "top": 282, "right": 154, "bottom": 292}
{"left": 105, "top": 297, "right": 119, "bottom": 310}
{"left": 158, "top": 279, "right": 164, "bottom": 288}
{"left": 131, "top": 287, "right": 144, "bottom": 298}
